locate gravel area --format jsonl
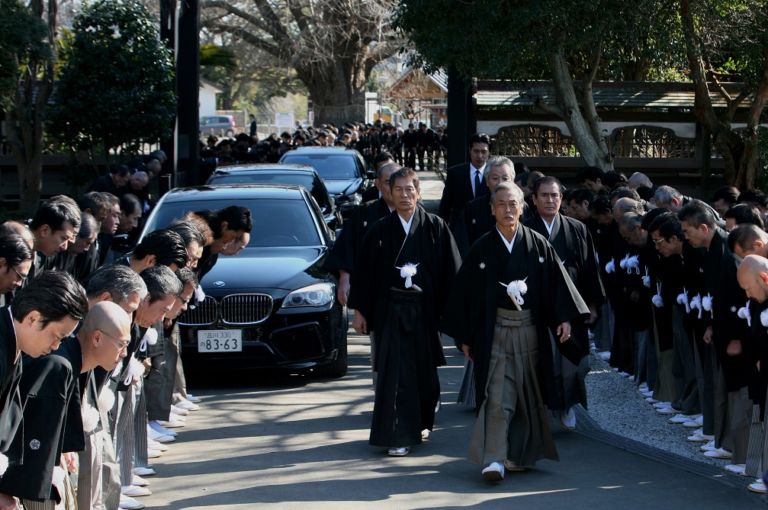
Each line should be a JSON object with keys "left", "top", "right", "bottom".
{"left": 583, "top": 353, "right": 731, "bottom": 468}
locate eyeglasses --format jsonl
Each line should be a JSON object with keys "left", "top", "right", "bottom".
{"left": 99, "top": 330, "right": 130, "bottom": 350}
{"left": 652, "top": 237, "right": 667, "bottom": 245}
{"left": 11, "top": 266, "right": 28, "bottom": 283}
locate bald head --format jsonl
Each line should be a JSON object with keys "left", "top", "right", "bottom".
{"left": 78, "top": 301, "right": 132, "bottom": 372}
{"left": 737, "top": 254, "right": 768, "bottom": 303}
{"left": 1, "top": 220, "right": 35, "bottom": 249}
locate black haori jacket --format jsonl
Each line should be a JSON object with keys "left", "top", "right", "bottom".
{"left": 441, "top": 225, "right": 589, "bottom": 411}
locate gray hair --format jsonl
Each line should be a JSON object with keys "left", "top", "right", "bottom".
{"left": 141, "top": 265, "right": 182, "bottom": 303}
{"left": 628, "top": 172, "right": 652, "bottom": 189}
{"left": 619, "top": 212, "right": 644, "bottom": 231}
{"left": 86, "top": 264, "right": 148, "bottom": 304}
{"left": 652, "top": 185, "right": 682, "bottom": 207}
{"left": 491, "top": 181, "right": 525, "bottom": 204}
{"left": 486, "top": 156, "right": 516, "bottom": 179}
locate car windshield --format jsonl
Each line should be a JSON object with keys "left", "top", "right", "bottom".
{"left": 145, "top": 197, "right": 322, "bottom": 248}
{"left": 280, "top": 154, "right": 358, "bottom": 180}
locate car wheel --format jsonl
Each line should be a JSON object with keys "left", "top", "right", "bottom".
{"left": 313, "top": 330, "right": 348, "bottom": 379}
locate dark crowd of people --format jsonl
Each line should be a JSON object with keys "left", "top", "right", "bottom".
{"left": 326, "top": 132, "right": 768, "bottom": 491}
{"left": 201, "top": 119, "right": 448, "bottom": 173}
{"left": 4, "top": 128, "right": 768, "bottom": 508}
{"left": 0, "top": 161, "right": 254, "bottom": 509}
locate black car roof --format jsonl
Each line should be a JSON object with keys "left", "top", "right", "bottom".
{"left": 283, "top": 147, "right": 360, "bottom": 156}
{"left": 162, "top": 184, "right": 307, "bottom": 202}
{"left": 213, "top": 163, "right": 316, "bottom": 174}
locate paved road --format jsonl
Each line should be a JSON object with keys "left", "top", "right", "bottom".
{"left": 142, "top": 331, "right": 763, "bottom": 509}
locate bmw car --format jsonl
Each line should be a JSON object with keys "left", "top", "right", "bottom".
{"left": 279, "top": 147, "right": 374, "bottom": 217}
{"left": 141, "top": 184, "right": 348, "bottom": 378}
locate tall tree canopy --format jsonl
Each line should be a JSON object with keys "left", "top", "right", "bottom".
{"left": 50, "top": 0, "right": 176, "bottom": 156}
{"left": 202, "top": 0, "right": 403, "bottom": 125}
{"left": 679, "top": 0, "right": 768, "bottom": 189}
{"left": 396, "top": 0, "right": 683, "bottom": 171}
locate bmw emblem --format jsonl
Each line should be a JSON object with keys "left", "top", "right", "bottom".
{"left": 213, "top": 281, "right": 226, "bottom": 288}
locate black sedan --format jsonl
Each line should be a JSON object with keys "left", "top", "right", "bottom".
{"left": 279, "top": 147, "right": 374, "bottom": 217}
{"left": 206, "top": 163, "right": 343, "bottom": 231}
{"left": 141, "top": 184, "right": 348, "bottom": 378}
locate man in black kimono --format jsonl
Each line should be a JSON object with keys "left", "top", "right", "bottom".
{"left": 0, "top": 302, "right": 131, "bottom": 508}
{"left": 679, "top": 200, "right": 754, "bottom": 465}
{"left": 349, "top": 168, "right": 460, "bottom": 457}
{"left": 442, "top": 182, "right": 588, "bottom": 481}
{"left": 0, "top": 271, "right": 88, "bottom": 509}
{"left": 524, "top": 176, "right": 604, "bottom": 430}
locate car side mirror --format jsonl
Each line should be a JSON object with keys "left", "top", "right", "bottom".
{"left": 366, "top": 170, "right": 376, "bottom": 180}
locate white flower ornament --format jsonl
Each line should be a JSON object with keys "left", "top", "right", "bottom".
{"left": 761, "top": 309, "right": 768, "bottom": 328}
{"left": 397, "top": 263, "right": 419, "bottom": 289}
{"left": 689, "top": 294, "right": 703, "bottom": 319}
{"left": 605, "top": 259, "right": 616, "bottom": 274}
{"left": 737, "top": 300, "right": 751, "bottom": 327}
{"left": 499, "top": 278, "right": 528, "bottom": 310}
{"left": 676, "top": 288, "right": 690, "bottom": 314}
{"left": 652, "top": 282, "right": 664, "bottom": 308}
{"left": 139, "top": 327, "right": 158, "bottom": 353}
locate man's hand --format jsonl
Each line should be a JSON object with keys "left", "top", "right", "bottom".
{"left": 0, "top": 493, "right": 18, "bottom": 510}
{"left": 556, "top": 322, "right": 572, "bottom": 343}
{"left": 726, "top": 340, "right": 742, "bottom": 357}
{"left": 337, "top": 271, "right": 351, "bottom": 306}
{"left": 703, "top": 326, "right": 713, "bottom": 344}
{"left": 585, "top": 305, "right": 598, "bottom": 325}
{"left": 461, "top": 344, "right": 472, "bottom": 360}
{"left": 352, "top": 310, "right": 367, "bottom": 335}
{"left": 62, "top": 452, "right": 78, "bottom": 473}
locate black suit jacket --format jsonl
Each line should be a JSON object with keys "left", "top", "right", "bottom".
{"left": 438, "top": 163, "right": 488, "bottom": 222}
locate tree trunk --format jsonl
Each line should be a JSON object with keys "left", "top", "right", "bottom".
{"left": 301, "top": 59, "right": 365, "bottom": 126}
{"left": 549, "top": 51, "right": 613, "bottom": 171}
{"left": 737, "top": 48, "right": 768, "bottom": 189}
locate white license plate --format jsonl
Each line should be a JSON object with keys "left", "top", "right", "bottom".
{"left": 197, "top": 330, "right": 243, "bottom": 352}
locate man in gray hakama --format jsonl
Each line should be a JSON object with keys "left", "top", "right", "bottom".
{"left": 442, "top": 182, "right": 588, "bottom": 481}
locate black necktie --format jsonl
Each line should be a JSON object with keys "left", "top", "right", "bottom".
{"left": 474, "top": 170, "right": 482, "bottom": 197}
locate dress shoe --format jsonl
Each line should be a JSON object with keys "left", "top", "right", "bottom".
{"left": 132, "top": 475, "right": 150, "bottom": 487}
{"left": 147, "top": 438, "right": 168, "bottom": 451}
{"left": 703, "top": 448, "right": 732, "bottom": 459}
{"left": 561, "top": 407, "right": 577, "bottom": 430}
{"left": 668, "top": 413, "right": 696, "bottom": 424}
{"left": 122, "top": 485, "right": 151, "bottom": 497}
{"left": 175, "top": 399, "right": 200, "bottom": 411}
{"left": 119, "top": 494, "right": 145, "bottom": 510}
{"left": 482, "top": 462, "right": 505, "bottom": 481}
{"left": 503, "top": 460, "right": 525, "bottom": 472}
{"left": 133, "top": 467, "right": 156, "bottom": 477}
{"left": 170, "top": 404, "right": 189, "bottom": 416}
{"left": 159, "top": 418, "right": 185, "bottom": 429}
{"left": 421, "top": 429, "right": 430, "bottom": 441}
{"left": 687, "top": 432, "right": 714, "bottom": 443}
{"left": 387, "top": 447, "right": 410, "bottom": 457}
{"left": 748, "top": 479, "right": 767, "bottom": 494}
{"left": 724, "top": 464, "right": 746, "bottom": 476}
{"left": 149, "top": 420, "right": 177, "bottom": 437}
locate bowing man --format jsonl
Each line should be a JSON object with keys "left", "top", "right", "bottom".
{"left": 349, "top": 168, "right": 461, "bottom": 457}
{"left": 442, "top": 182, "right": 588, "bottom": 481}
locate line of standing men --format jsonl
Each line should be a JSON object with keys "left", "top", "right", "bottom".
{"left": 329, "top": 134, "right": 598, "bottom": 480}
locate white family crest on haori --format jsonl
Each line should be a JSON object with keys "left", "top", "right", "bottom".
{"left": 737, "top": 300, "right": 751, "bottom": 327}
{"left": 499, "top": 278, "right": 528, "bottom": 310}
{"left": 397, "top": 263, "right": 419, "bottom": 289}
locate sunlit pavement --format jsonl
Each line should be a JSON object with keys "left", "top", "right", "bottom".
{"left": 142, "top": 329, "right": 762, "bottom": 510}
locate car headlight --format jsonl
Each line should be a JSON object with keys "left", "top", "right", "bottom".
{"left": 281, "top": 283, "right": 335, "bottom": 309}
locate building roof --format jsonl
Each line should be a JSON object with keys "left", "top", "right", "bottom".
{"left": 383, "top": 68, "right": 448, "bottom": 100}
{"left": 475, "top": 80, "right": 750, "bottom": 110}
